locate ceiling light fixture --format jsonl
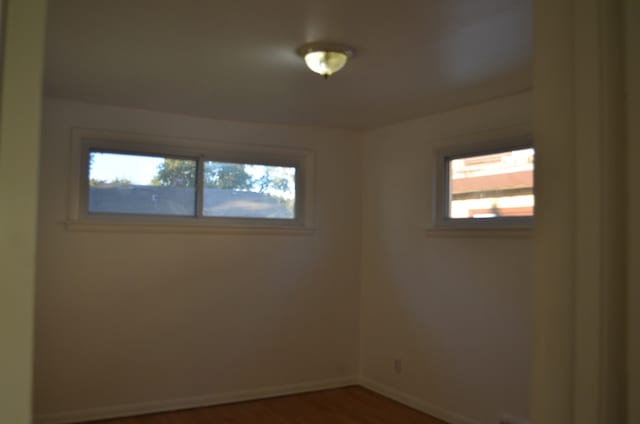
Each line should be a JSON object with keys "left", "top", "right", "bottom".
{"left": 296, "top": 42, "right": 354, "bottom": 79}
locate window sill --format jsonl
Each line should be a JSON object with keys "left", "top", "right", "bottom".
{"left": 424, "top": 226, "right": 532, "bottom": 239}
{"left": 64, "top": 220, "right": 317, "bottom": 236}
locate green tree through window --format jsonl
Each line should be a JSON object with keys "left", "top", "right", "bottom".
{"left": 203, "top": 162, "right": 251, "bottom": 189}
{"left": 151, "top": 159, "right": 197, "bottom": 188}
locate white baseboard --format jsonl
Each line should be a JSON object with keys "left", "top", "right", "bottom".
{"left": 34, "top": 376, "right": 359, "bottom": 424}
{"left": 359, "top": 377, "right": 480, "bottom": 424}
{"left": 35, "top": 376, "right": 481, "bottom": 424}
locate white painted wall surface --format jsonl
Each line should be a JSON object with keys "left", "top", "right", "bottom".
{"left": 0, "top": 1, "right": 47, "bottom": 423}
{"left": 33, "top": 99, "right": 362, "bottom": 421}
{"left": 359, "top": 93, "right": 532, "bottom": 424}
{"left": 626, "top": 0, "right": 639, "bottom": 420}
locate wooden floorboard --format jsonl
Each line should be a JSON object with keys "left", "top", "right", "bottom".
{"left": 89, "top": 386, "right": 448, "bottom": 424}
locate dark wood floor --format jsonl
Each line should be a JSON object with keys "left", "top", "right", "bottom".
{"left": 91, "top": 386, "right": 447, "bottom": 424}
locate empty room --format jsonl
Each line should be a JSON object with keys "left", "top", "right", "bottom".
{"left": 1, "top": 1, "right": 636, "bottom": 424}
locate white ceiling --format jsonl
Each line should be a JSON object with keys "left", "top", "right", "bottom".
{"left": 44, "top": 0, "right": 532, "bottom": 130}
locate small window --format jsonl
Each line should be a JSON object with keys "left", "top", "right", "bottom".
{"left": 70, "top": 130, "right": 314, "bottom": 231}
{"left": 436, "top": 143, "right": 534, "bottom": 227}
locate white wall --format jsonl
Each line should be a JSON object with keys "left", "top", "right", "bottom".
{"left": 359, "top": 93, "right": 532, "bottom": 424}
{"left": 0, "top": 1, "right": 47, "bottom": 423}
{"left": 35, "top": 94, "right": 534, "bottom": 424}
{"left": 34, "top": 99, "right": 362, "bottom": 421}
{"left": 627, "top": 0, "right": 639, "bottom": 420}
{"left": 531, "top": 1, "right": 628, "bottom": 422}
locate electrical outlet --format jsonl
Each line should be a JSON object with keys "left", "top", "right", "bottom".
{"left": 393, "top": 358, "right": 402, "bottom": 374}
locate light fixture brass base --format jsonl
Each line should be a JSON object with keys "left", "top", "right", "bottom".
{"left": 296, "top": 42, "right": 355, "bottom": 60}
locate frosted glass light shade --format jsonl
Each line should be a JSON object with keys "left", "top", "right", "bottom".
{"left": 303, "top": 51, "right": 349, "bottom": 77}
{"left": 297, "top": 43, "right": 354, "bottom": 78}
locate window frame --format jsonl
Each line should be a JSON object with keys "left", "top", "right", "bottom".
{"left": 433, "top": 136, "right": 534, "bottom": 229}
{"left": 69, "top": 129, "right": 315, "bottom": 232}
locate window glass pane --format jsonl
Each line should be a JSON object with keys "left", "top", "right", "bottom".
{"left": 89, "top": 151, "right": 197, "bottom": 216}
{"left": 448, "top": 147, "right": 534, "bottom": 219}
{"left": 202, "top": 161, "right": 296, "bottom": 219}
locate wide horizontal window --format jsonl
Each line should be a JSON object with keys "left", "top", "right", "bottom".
{"left": 68, "top": 130, "right": 314, "bottom": 231}
{"left": 88, "top": 151, "right": 298, "bottom": 220}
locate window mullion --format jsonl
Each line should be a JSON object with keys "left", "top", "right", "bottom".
{"left": 196, "top": 155, "right": 204, "bottom": 218}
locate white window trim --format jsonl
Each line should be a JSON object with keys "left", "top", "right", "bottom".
{"left": 431, "top": 134, "right": 534, "bottom": 233}
{"left": 67, "top": 128, "right": 316, "bottom": 234}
